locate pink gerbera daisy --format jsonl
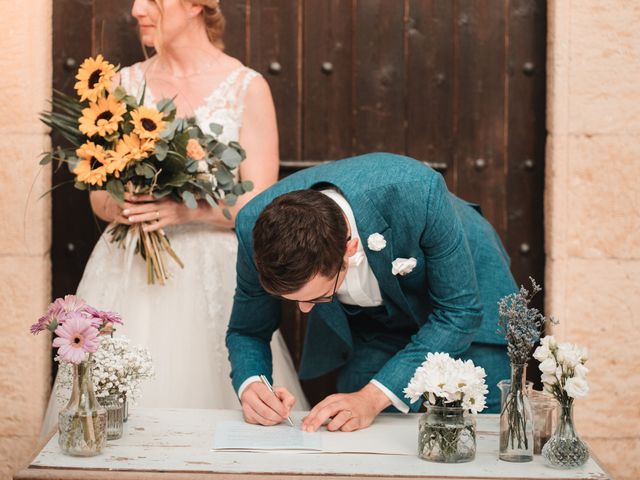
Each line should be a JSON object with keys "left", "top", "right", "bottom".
{"left": 84, "top": 306, "right": 123, "bottom": 329}
{"left": 52, "top": 312, "right": 101, "bottom": 364}
{"left": 30, "top": 295, "right": 89, "bottom": 335}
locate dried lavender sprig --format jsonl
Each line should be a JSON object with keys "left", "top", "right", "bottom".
{"left": 498, "top": 277, "right": 556, "bottom": 365}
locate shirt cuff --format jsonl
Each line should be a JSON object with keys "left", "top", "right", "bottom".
{"left": 237, "top": 375, "right": 262, "bottom": 399}
{"left": 369, "top": 380, "right": 410, "bottom": 413}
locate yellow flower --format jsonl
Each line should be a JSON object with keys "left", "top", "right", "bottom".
{"left": 105, "top": 133, "right": 155, "bottom": 176}
{"left": 79, "top": 95, "right": 126, "bottom": 138}
{"left": 105, "top": 145, "right": 130, "bottom": 178}
{"left": 130, "top": 106, "right": 166, "bottom": 140}
{"left": 186, "top": 138, "right": 206, "bottom": 160}
{"left": 74, "top": 141, "right": 109, "bottom": 186}
{"left": 74, "top": 55, "right": 116, "bottom": 102}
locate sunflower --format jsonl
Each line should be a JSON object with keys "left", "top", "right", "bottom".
{"left": 79, "top": 95, "right": 126, "bottom": 138}
{"left": 73, "top": 141, "right": 109, "bottom": 186}
{"left": 74, "top": 55, "right": 116, "bottom": 102}
{"left": 122, "top": 133, "right": 155, "bottom": 160}
{"left": 130, "top": 106, "right": 166, "bottom": 140}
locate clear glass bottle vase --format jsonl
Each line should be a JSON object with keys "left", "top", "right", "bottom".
{"left": 58, "top": 360, "right": 107, "bottom": 456}
{"left": 102, "top": 394, "right": 124, "bottom": 440}
{"left": 418, "top": 404, "right": 476, "bottom": 463}
{"left": 499, "top": 363, "right": 534, "bottom": 462}
{"left": 542, "top": 402, "right": 590, "bottom": 468}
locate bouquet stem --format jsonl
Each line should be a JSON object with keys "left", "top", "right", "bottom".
{"left": 108, "top": 223, "right": 183, "bottom": 285}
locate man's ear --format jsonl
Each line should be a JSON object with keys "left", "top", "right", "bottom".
{"left": 345, "top": 237, "right": 359, "bottom": 258}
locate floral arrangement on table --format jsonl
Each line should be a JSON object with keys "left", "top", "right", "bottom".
{"left": 533, "top": 336, "right": 590, "bottom": 467}
{"left": 404, "top": 352, "right": 488, "bottom": 463}
{"left": 56, "top": 335, "right": 154, "bottom": 407}
{"left": 30, "top": 295, "right": 123, "bottom": 456}
{"left": 497, "top": 277, "right": 556, "bottom": 462}
{"left": 40, "top": 55, "right": 253, "bottom": 284}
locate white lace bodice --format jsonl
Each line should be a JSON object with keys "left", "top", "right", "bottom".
{"left": 119, "top": 62, "right": 260, "bottom": 143}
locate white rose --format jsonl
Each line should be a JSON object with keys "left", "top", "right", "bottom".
{"left": 533, "top": 344, "right": 551, "bottom": 362}
{"left": 539, "top": 357, "right": 557, "bottom": 375}
{"left": 541, "top": 373, "right": 558, "bottom": 386}
{"left": 565, "top": 376, "right": 589, "bottom": 398}
{"left": 574, "top": 363, "right": 589, "bottom": 379}
{"left": 541, "top": 335, "right": 557, "bottom": 350}
{"left": 392, "top": 257, "right": 417, "bottom": 276}
{"left": 557, "top": 343, "right": 581, "bottom": 368}
{"left": 367, "top": 233, "right": 387, "bottom": 251}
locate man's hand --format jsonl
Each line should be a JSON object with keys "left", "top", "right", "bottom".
{"left": 240, "top": 381, "right": 296, "bottom": 426}
{"left": 301, "top": 383, "right": 392, "bottom": 432}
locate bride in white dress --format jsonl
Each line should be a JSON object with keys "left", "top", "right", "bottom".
{"left": 42, "top": 0, "right": 308, "bottom": 433}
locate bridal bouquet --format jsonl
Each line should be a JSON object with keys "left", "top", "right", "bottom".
{"left": 404, "top": 353, "right": 487, "bottom": 463}
{"left": 40, "top": 55, "right": 253, "bottom": 284}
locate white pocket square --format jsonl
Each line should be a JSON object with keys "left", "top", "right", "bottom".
{"left": 392, "top": 257, "right": 417, "bottom": 276}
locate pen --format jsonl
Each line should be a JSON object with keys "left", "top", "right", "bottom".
{"left": 259, "top": 374, "right": 295, "bottom": 427}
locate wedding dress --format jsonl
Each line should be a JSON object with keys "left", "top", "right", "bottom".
{"left": 41, "top": 63, "right": 309, "bottom": 434}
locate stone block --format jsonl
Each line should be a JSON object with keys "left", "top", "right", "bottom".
{"left": 544, "top": 133, "right": 570, "bottom": 261}
{"left": 0, "top": 435, "right": 39, "bottom": 480}
{"left": 0, "top": 133, "right": 51, "bottom": 256}
{"left": 546, "top": 0, "right": 571, "bottom": 135}
{"left": 586, "top": 436, "right": 640, "bottom": 480}
{"left": 566, "top": 135, "right": 640, "bottom": 260}
{"left": 553, "top": 258, "right": 640, "bottom": 439}
{"left": 568, "top": 1, "right": 640, "bottom": 134}
{"left": 0, "top": 255, "right": 51, "bottom": 437}
{"left": 0, "top": 0, "right": 52, "bottom": 135}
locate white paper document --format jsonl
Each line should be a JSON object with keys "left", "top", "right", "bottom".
{"left": 213, "top": 421, "right": 322, "bottom": 452}
{"left": 212, "top": 413, "right": 417, "bottom": 455}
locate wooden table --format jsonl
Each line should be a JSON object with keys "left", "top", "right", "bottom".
{"left": 15, "top": 409, "right": 611, "bottom": 480}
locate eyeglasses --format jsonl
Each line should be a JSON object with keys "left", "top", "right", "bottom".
{"left": 298, "top": 268, "right": 342, "bottom": 305}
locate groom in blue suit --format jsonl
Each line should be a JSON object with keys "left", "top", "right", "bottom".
{"left": 226, "top": 153, "right": 517, "bottom": 432}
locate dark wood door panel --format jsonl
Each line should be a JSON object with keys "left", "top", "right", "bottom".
{"left": 52, "top": 0, "right": 547, "bottom": 402}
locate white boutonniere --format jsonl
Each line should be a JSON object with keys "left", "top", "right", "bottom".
{"left": 367, "top": 233, "right": 387, "bottom": 251}
{"left": 392, "top": 257, "right": 417, "bottom": 276}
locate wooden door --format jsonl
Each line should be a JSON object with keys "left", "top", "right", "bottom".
{"left": 52, "top": 0, "right": 546, "bottom": 403}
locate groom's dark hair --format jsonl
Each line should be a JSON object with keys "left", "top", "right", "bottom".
{"left": 253, "top": 189, "right": 348, "bottom": 296}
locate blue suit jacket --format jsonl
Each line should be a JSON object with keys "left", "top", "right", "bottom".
{"left": 226, "top": 153, "right": 516, "bottom": 409}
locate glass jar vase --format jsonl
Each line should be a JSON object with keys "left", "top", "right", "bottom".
{"left": 418, "top": 404, "right": 476, "bottom": 463}
{"left": 499, "top": 363, "right": 534, "bottom": 462}
{"left": 101, "top": 394, "right": 124, "bottom": 440}
{"left": 58, "top": 361, "right": 107, "bottom": 456}
{"left": 542, "top": 402, "right": 590, "bottom": 468}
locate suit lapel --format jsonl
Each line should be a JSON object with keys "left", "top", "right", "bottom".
{"left": 348, "top": 194, "right": 411, "bottom": 318}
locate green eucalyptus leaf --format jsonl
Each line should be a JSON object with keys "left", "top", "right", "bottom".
{"left": 224, "top": 193, "right": 237, "bottom": 207}
{"left": 209, "top": 123, "right": 224, "bottom": 136}
{"left": 241, "top": 180, "right": 254, "bottom": 192}
{"left": 222, "top": 207, "right": 232, "bottom": 220}
{"left": 182, "top": 190, "right": 198, "bottom": 209}
{"left": 113, "top": 86, "right": 127, "bottom": 101}
{"left": 220, "top": 148, "right": 242, "bottom": 168}
{"left": 39, "top": 152, "right": 52, "bottom": 165}
{"left": 155, "top": 141, "right": 169, "bottom": 161}
{"left": 74, "top": 181, "right": 88, "bottom": 191}
{"left": 106, "top": 179, "right": 125, "bottom": 204}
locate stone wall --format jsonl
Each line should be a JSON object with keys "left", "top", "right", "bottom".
{"left": 0, "top": 1, "right": 52, "bottom": 479}
{"left": 546, "top": 1, "right": 640, "bottom": 478}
